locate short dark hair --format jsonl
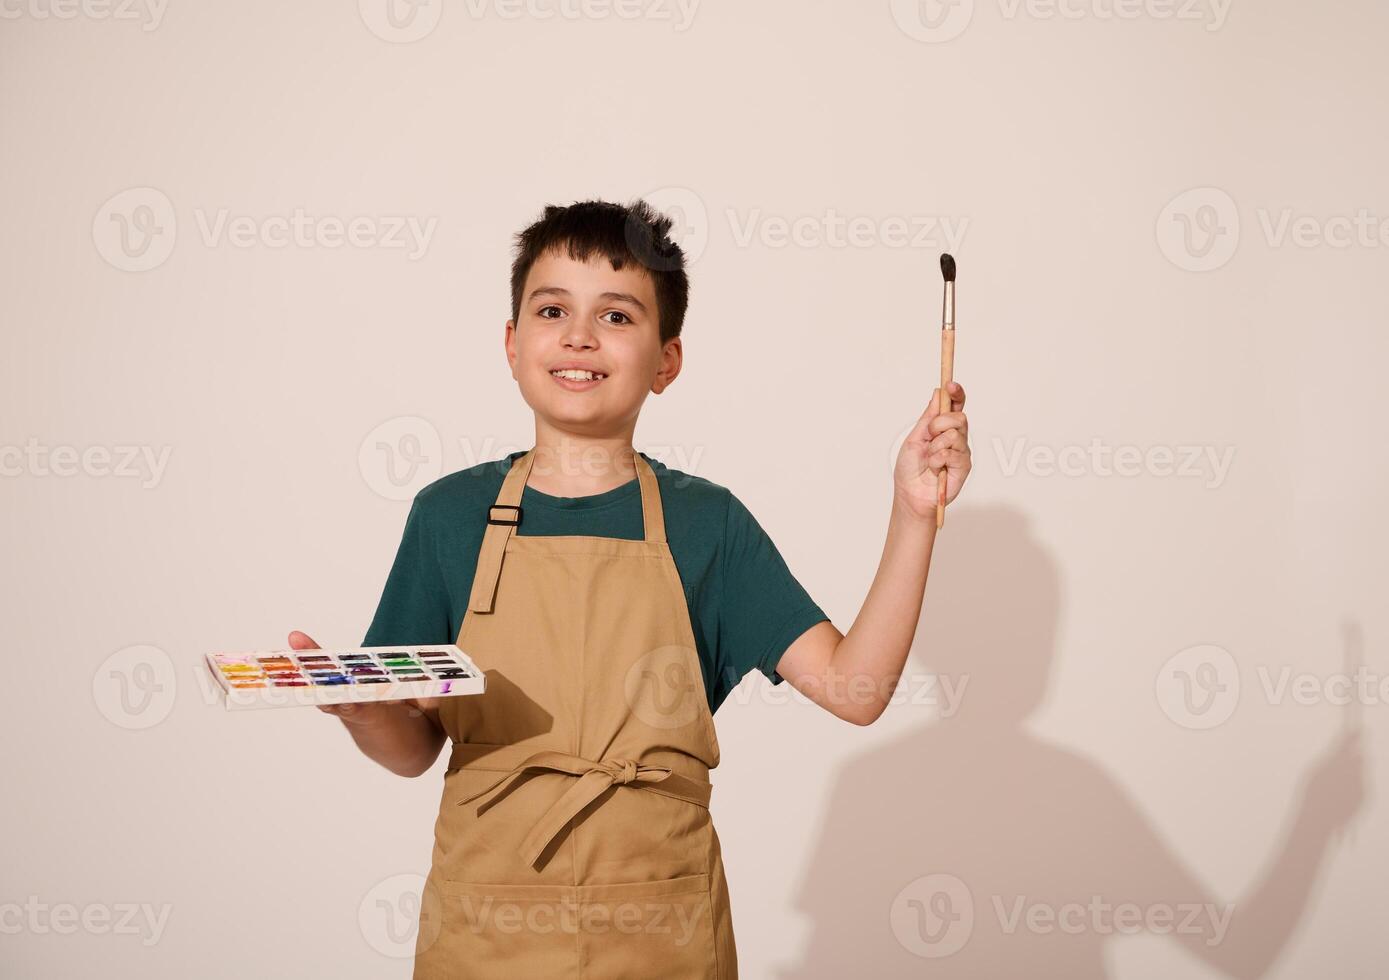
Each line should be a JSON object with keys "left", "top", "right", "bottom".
{"left": 509, "top": 198, "right": 689, "bottom": 345}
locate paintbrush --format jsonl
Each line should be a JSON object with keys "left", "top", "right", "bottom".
{"left": 937, "top": 253, "right": 957, "bottom": 529}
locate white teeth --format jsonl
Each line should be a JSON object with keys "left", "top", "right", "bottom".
{"left": 551, "top": 369, "right": 605, "bottom": 381}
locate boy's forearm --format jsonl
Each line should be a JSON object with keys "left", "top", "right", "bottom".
{"left": 832, "top": 494, "right": 938, "bottom": 723}
{"left": 336, "top": 703, "right": 447, "bottom": 777}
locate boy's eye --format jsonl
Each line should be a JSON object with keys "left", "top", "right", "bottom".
{"left": 535, "top": 305, "right": 631, "bottom": 325}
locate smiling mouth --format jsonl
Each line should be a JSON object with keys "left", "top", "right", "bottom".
{"left": 549, "top": 368, "right": 607, "bottom": 391}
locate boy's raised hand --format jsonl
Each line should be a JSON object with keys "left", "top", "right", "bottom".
{"left": 894, "top": 381, "right": 971, "bottom": 521}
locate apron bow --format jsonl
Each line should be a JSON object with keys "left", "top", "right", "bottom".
{"left": 454, "top": 748, "right": 711, "bottom": 869}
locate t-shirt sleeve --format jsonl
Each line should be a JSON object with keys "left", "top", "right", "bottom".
{"left": 718, "top": 491, "right": 830, "bottom": 686}
{"left": 361, "top": 496, "right": 452, "bottom": 647}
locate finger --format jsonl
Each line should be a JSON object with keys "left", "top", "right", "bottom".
{"left": 927, "top": 430, "right": 965, "bottom": 455}
{"left": 288, "top": 630, "right": 321, "bottom": 651}
{"left": 926, "top": 411, "right": 967, "bottom": 439}
{"left": 947, "top": 381, "right": 966, "bottom": 411}
{"left": 905, "top": 389, "right": 943, "bottom": 444}
{"left": 929, "top": 448, "right": 971, "bottom": 472}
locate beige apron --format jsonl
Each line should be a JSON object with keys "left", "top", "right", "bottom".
{"left": 414, "top": 447, "right": 739, "bottom": 979}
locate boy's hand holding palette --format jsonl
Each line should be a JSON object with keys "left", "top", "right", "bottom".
{"left": 205, "top": 645, "right": 485, "bottom": 710}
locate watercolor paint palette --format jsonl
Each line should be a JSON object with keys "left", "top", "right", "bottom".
{"left": 205, "top": 645, "right": 485, "bottom": 711}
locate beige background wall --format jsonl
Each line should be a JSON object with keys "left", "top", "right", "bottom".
{"left": 3, "top": 1, "right": 1386, "bottom": 976}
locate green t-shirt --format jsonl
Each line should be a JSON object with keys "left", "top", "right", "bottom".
{"left": 362, "top": 450, "right": 830, "bottom": 714}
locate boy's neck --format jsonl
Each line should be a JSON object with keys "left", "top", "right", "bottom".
{"left": 525, "top": 434, "right": 640, "bottom": 498}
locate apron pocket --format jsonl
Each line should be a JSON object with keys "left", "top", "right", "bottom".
{"left": 573, "top": 873, "right": 718, "bottom": 979}
{"left": 431, "top": 880, "right": 581, "bottom": 977}
{"left": 431, "top": 874, "right": 717, "bottom": 979}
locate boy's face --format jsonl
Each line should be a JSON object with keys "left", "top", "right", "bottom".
{"left": 506, "top": 247, "right": 680, "bottom": 437}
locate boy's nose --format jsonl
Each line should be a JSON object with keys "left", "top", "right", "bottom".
{"left": 562, "top": 324, "right": 598, "bottom": 347}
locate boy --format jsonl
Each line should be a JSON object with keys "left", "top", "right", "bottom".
{"left": 290, "top": 199, "right": 971, "bottom": 978}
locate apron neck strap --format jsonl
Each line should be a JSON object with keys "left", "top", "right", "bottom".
{"left": 467, "top": 447, "right": 665, "bottom": 614}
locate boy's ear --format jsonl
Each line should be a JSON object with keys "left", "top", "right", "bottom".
{"left": 504, "top": 319, "right": 518, "bottom": 375}
{"left": 653, "top": 337, "right": 683, "bottom": 394}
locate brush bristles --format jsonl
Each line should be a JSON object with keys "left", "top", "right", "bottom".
{"left": 940, "top": 253, "right": 956, "bottom": 282}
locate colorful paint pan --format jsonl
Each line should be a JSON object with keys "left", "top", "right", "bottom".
{"left": 206, "top": 646, "right": 483, "bottom": 710}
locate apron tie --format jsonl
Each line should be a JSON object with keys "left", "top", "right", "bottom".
{"left": 455, "top": 748, "right": 712, "bottom": 869}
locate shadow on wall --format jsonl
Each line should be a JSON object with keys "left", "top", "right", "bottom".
{"left": 775, "top": 505, "right": 1365, "bottom": 979}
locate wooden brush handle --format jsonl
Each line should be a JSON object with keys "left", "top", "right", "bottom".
{"left": 937, "top": 330, "right": 955, "bottom": 529}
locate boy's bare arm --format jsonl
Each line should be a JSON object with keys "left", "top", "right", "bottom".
{"left": 774, "top": 382, "right": 969, "bottom": 726}
{"left": 289, "top": 630, "right": 448, "bottom": 777}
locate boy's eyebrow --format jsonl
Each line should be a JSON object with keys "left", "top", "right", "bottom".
{"left": 528, "top": 286, "right": 649, "bottom": 314}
